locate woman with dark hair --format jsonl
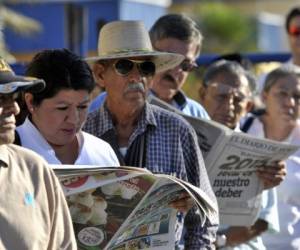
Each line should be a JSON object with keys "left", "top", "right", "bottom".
{"left": 16, "top": 49, "right": 119, "bottom": 166}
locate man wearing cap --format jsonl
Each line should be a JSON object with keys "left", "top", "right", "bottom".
{"left": 83, "top": 20, "right": 218, "bottom": 249}
{"left": 0, "top": 59, "right": 76, "bottom": 249}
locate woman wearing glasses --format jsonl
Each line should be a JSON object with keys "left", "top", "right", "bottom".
{"left": 16, "top": 49, "right": 119, "bottom": 166}
{"left": 245, "top": 66, "right": 300, "bottom": 249}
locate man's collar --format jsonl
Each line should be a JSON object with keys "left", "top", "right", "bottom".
{"left": 102, "top": 101, "right": 157, "bottom": 131}
{"left": 173, "top": 90, "right": 187, "bottom": 109}
{"left": 149, "top": 89, "right": 187, "bottom": 109}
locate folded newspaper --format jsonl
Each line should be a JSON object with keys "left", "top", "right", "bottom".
{"left": 53, "top": 166, "right": 218, "bottom": 250}
{"left": 148, "top": 95, "right": 300, "bottom": 226}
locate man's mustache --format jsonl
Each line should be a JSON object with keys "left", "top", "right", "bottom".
{"left": 124, "top": 82, "right": 145, "bottom": 93}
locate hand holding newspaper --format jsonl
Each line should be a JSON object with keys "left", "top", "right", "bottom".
{"left": 53, "top": 166, "right": 218, "bottom": 250}
{"left": 148, "top": 95, "right": 299, "bottom": 226}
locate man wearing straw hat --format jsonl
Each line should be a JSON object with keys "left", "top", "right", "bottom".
{"left": 83, "top": 20, "right": 218, "bottom": 249}
{"left": 0, "top": 58, "right": 76, "bottom": 249}
{"left": 89, "top": 14, "right": 210, "bottom": 119}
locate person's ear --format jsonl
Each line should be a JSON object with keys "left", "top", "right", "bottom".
{"left": 24, "top": 93, "right": 35, "bottom": 114}
{"left": 93, "top": 63, "right": 106, "bottom": 88}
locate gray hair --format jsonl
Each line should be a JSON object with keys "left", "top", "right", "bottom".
{"left": 149, "top": 13, "right": 203, "bottom": 57}
{"left": 203, "top": 60, "right": 256, "bottom": 94}
{"left": 263, "top": 66, "right": 300, "bottom": 93}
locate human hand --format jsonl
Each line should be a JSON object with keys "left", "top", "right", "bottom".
{"left": 256, "top": 161, "right": 286, "bottom": 189}
{"left": 222, "top": 219, "right": 268, "bottom": 247}
{"left": 168, "top": 191, "right": 195, "bottom": 213}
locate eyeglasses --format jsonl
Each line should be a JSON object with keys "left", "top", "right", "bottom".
{"left": 179, "top": 60, "right": 198, "bottom": 72}
{"left": 113, "top": 59, "right": 156, "bottom": 77}
{"left": 288, "top": 25, "right": 300, "bottom": 37}
{"left": 207, "top": 82, "right": 250, "bottom": 105}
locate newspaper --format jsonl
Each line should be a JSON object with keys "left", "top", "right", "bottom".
{"left": 148, "top": 95, "right": 299, "bottom": 226}
{"left": 53, "top": 166, "right": 218, "bottom": 250}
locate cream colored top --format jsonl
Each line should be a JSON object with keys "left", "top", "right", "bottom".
{"left": 0, "top": 144, "right": 76, "bottom": 250}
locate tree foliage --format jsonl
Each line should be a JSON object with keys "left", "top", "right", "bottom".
{"left": 178, "top": 2, "right": 258, "bottom": 100}
{"left": 194, "top": 2, "right": 258, "bottom": 53}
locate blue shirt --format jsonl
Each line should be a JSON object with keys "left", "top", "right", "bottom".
{"left": 83, "top": 102, "right": 218, "bottom": 249}
{"left": 89, "top": 90, "right": 210, "bottom": 120}
{"left": 89, "top": 92, "right": 107, "bottom": 113}
{"left": 164, "top": 90, "right": 210, "bottom": 119}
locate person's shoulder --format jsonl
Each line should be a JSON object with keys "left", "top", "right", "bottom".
{"left": 81, "top": 131, "right": 112, "bottom": 148}
{"left": 7, "top": 144, "right": 44, "bottom": 160}
{"left": 6, "top": 144, "right": 50, "bottom": 172}
{"left": 149, "top": 104, "right": 193, "bottom": 130}
{"left": 185, "top": 97, "right": 210, "bottom": 118}
{"left": 88, "top": 91, "right": 107, "bottom": 113}
{"left": 85, "top": 108, "right": 103, "bottom": 127}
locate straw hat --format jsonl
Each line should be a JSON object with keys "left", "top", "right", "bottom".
{"left": 86, "top": 20, "right": 184, "bottom": 73}
{"left": 0, "top": 58, "right": 45, "bottom": 94}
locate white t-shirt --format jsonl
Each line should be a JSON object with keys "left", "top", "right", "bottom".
{"left": 247, "top": 117, "right": 300, "bottom": 250}
{"left": 17, "top": 117, "right": 120, "bottom": 167}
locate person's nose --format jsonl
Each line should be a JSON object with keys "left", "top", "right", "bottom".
{"left": 65, "top": 106, "right": 79, "bottom": 124}
{"left": 284, "top": 95, "right": 296, "bottom": 108}
{"left": 223, "top": 95, "right": 235, "bottom": 113}
{"left": 1, "top": 99, "right": 20, "bottom": 116}
{"left": 128, "top": 64, "right": 143, "bottom": 82}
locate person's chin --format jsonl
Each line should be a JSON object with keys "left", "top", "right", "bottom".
{"left": 281, "top": 115, "right": 297, "bottom": 126}
{"left": 158, "top": 78, "right": 178, "bottom": 90}
{"left": 215, "top": 116, "right": 236, "bottom": 128}
{"left": 281, "top": 110, "right": 297, "bottom": 120}
{"left": 0, "top": 131, "right": 15, "bottom": 145}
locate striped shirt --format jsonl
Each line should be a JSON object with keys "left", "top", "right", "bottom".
{"left": 83, "top": 102, "right": 218, "bottom": 249}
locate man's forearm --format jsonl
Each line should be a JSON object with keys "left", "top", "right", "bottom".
{"left": 184, "top": 207, "right": 218, "bottom": 250}
{"left": 222, "top": 219, "right": 268, "bottom": 247}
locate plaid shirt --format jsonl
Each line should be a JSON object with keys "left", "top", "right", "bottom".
{"left": 83, "top": 102, "right": 218, "bottom": 249}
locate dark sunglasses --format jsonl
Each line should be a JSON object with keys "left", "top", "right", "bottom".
{"left": 289, "top": 26, "right": 300, "bottom": 37}
{"left": 113, "top": 59, "right": 156, "bottom": 77}
{"left": 179, "top": 60, "right": 198, "bottom": 72}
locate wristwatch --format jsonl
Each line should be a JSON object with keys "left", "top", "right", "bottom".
{"left": 216, "top": 234, "right": 227, "bottom": 248}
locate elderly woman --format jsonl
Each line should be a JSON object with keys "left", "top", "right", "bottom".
{"left": 244, "top": 66, "right": 300, "bottom": 249}
{"left": 16, "top": 49, "right": 119, "bottom": 166}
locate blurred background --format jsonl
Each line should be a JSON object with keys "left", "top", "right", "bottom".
{"left": 1, "top": 0, "right": 299, "bottom": 99}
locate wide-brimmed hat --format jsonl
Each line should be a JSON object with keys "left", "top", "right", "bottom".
{"left": 0, "top": 59, "right": 45, "bottom": 94}
{"left": 86, "top": 20, "right": 184, "bottom": 73}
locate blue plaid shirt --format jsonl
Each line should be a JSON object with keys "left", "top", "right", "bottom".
{"left": 83, "top": 102, "right": 218, "bottom": 249}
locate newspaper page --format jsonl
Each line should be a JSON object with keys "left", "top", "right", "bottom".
{"left": 148, "top": 96, "right": 299, "bottom": 225}
{"left": 205, "top": 132, "right": 299, "bottom": 225}
{"left": 54, "top": 166, "right": 217, "bottom": 249}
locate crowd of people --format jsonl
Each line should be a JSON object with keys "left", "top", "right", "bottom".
{"left": 0, "top": 5, "right": 299, "bottom": 250}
